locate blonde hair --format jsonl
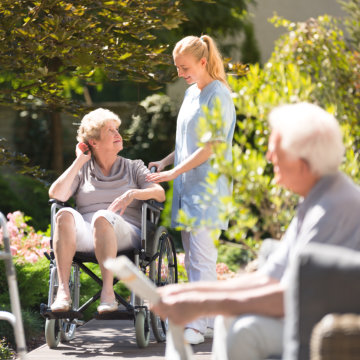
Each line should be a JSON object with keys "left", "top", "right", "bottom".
{"left": 173, "top": 35, "right": 229, "bottom": 89}
{"left": 77, "top": 108, "right": 121, "bottom": 143}
{"left": 269, "top": 102, "right": 344, "bottom": 176}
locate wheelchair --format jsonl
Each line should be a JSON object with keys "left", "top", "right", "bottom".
{"left": 40, "top": 198, "right": 178, "bottom": 349}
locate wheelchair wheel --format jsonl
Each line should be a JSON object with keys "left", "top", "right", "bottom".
{"left": 135, "top": 309, "right": 150, "bottom": 348}
{"left": 45, "top": 319, "right": 61, "bottom": 349}
{"left": 149, "top": 226, "right": 178, "bottom": 342}
{"left": 46, "top": 262, "right": 80, "bottom": 347}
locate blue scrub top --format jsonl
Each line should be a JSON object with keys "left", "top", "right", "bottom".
{"left": 171, "top": 80, "right": 236, "bottom": 230}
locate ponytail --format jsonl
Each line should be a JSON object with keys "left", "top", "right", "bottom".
{"left": 173, "top": 35, "right": 230, "bottom": 90}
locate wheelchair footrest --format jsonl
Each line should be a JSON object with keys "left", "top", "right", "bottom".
{"left": 40, "top": 303, "right": 84, "bottom": 320}
{"left": 94, "top": 308, "right": 135, "bottom": 321}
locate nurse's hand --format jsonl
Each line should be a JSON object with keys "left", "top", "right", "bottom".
{"left": 146, "top": 169, "right": 178, "bottom": 183}
{"left": 148, "top": 160, "right": 165, "bottom": 172}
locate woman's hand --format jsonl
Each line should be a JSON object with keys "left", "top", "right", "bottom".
{"left": 145, "top": 169, "right": 178, "bottom": 183}
{"left": 76, "top": 143, "right": 91, "bottom": 162}
{"left": 108, "top": 190, "right": 134, "bottom": 215}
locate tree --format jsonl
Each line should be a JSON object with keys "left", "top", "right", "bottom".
{"left": 0, "top": 0, "right": 186, "bottom": 172}
{"left": 155, "top": 0, "right": 259, "bottom": 62}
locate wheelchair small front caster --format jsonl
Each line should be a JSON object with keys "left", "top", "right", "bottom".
{"left": 135, "top": 309, "right": 150, "bottom": 348}
{"left": 45, "top": 319, "right": 61, "bottom": 348}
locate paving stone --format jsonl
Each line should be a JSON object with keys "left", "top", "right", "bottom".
{"left": 27, "top": 319, "right": 212, "bottom": 359}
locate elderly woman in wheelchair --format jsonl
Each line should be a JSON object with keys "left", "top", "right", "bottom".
{"left": 48, "top": 108, "right": 165, "bottom": 315}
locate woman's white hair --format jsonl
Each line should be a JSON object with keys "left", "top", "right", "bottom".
{"left": 268, "top": 102, "right": 344, "bottom": 176}
{"left": 77, "top": 108, "right": 121, "bottom": 143}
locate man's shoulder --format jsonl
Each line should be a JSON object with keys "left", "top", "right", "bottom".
{"left": 322, "top": 172, "right": 360, "bottom": 204}
{"left": 301, "top": 172, "right": 360, "bottom": 225}
{"left": 304, "top": 172, "right": 360, "bottom": 228}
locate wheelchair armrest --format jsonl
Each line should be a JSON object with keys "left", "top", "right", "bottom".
{"left": 145, "top": 167, "right": 164, "bottom": 211}
{"left": 49, "top": 198, "right": 71, "bottom": 208}
{"left": 145, "top": 199, "right": 164, "bottom": 211}
{"left": 49, "top": 199, "right": 73, "bottom": 243}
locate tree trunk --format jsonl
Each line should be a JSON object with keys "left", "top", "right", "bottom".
{"left": 49, "top": 110, "right": 63, "bottom": 174}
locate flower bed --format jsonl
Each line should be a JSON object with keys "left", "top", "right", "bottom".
{"left": 176, "top": 252, "right": 237, "bottom": 282}
{"left": 0, "top": 211, "right": 50, "bottom": 264}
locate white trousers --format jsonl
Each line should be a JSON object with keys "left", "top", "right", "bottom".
{"left": 56, "top": 208, "right": 141, "bottom": 252}
{"left": 181, "top": 228, "right": 218, "bottom": 334}
{"left": 212, "top": 315, "right": 283, "bottom": 360}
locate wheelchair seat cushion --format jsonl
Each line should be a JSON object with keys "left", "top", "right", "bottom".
{"left": 74, "top": 248, "right": 137, "bottom": 264}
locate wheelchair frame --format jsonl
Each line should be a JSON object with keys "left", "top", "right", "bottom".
{"left": 0, "top": 212, "right": 27, "bottom": 359}
{"left": 40, "top": 199, "right": 178, "bottom": 349}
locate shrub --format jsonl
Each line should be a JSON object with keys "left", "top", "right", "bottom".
{"left": 222, "top": 13, "right": 360, "bottom": 251}
{"left": 176, "top": 251, "right": 240, "bottom": 282}
{"left": 0, "top": 211, "right": 50, "bottom": 264}
{"left": 0, "top": 212, "right": 50, "bottom": 309}
{"left": 0, "top": 256, "right": 49, "bottom": 311}
{"left": 0, "top": 338, "right": 14, "bottom": 360}
{"left": 123, "top": 93, "right": 177, "bottom": 164}
{"left": 217, "top": 243, "right": 252, "bottom": 272}
{"left": 0, "top": 307, "right": 43, "bottom": 354}
{"left": 0, "top": 171, "right": 49, "bottom": 231}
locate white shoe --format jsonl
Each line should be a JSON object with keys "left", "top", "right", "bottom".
{"left": 50, "top": 298, "right": 72, "bottom": 312}
{"left": 97, "top": 300, "right": 118, "bottom": 314}
{"left": 184, "top": 328, "right": 205, "bottom": 345}
{"left": 204, "top": 327, "right": 214, "bottom": 339}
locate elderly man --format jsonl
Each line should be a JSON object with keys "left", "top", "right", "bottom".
{"left": 152, "top": 102, "right": 360, "bottom": 359}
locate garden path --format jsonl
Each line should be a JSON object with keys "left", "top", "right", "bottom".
{"left": 26, "top": 319, "right": 212, "bottom": 359}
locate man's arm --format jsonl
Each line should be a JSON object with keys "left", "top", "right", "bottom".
{"left": 152, "top": 271, "right": 284, "bottom": 326}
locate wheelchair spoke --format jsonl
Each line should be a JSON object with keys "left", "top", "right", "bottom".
{"left": 149, "top": 226, "right": 178, "bottom": 342}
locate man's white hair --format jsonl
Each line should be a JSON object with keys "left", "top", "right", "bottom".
{"left": 268, "top": 102, "right": 344, "bottom": 176}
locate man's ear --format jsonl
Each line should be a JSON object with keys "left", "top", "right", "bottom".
{"left": 300, "top": 158, "right": 311, "bottom": 174}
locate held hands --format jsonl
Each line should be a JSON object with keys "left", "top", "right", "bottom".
{"left": 108, "top": 190, "right": 134, "bottom": 215}
{"left": 146, "top": 168, "right": 178, "bottom": 183}
{"left": 146, "top": 158, "right": 179, "bottom": 183}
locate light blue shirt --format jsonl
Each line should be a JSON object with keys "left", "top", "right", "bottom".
{"left": 260, "top": 172, "right": 360, "bottom": 284}
{"left": 171, "top": 80, "right": 236, "bottom": 230}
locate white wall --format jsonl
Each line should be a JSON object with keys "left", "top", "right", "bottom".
{"left": 251, "top": 0, "right": 345, "bottom": 63}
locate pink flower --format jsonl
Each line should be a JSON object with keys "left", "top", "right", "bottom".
{"left": 10, "top": 246, "right": 18, "bottom": 256}
{"left": 24, "top": 252, "right": 38, "bottom": 264}
{"left": 216, "top": 262, "right": 230, "bottom": 275}
{"left": 41, "top": 237, "right": 50, "bottom": 248}
{"left": 176, "top": 253, "right": 185, "bottom": 266}
{"left": 3, "top": 211, "right": 50, "bottom": 264}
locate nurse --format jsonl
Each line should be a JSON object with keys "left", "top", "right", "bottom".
{"left": 146, "top": 35, "right": 236, "bottom": 344}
